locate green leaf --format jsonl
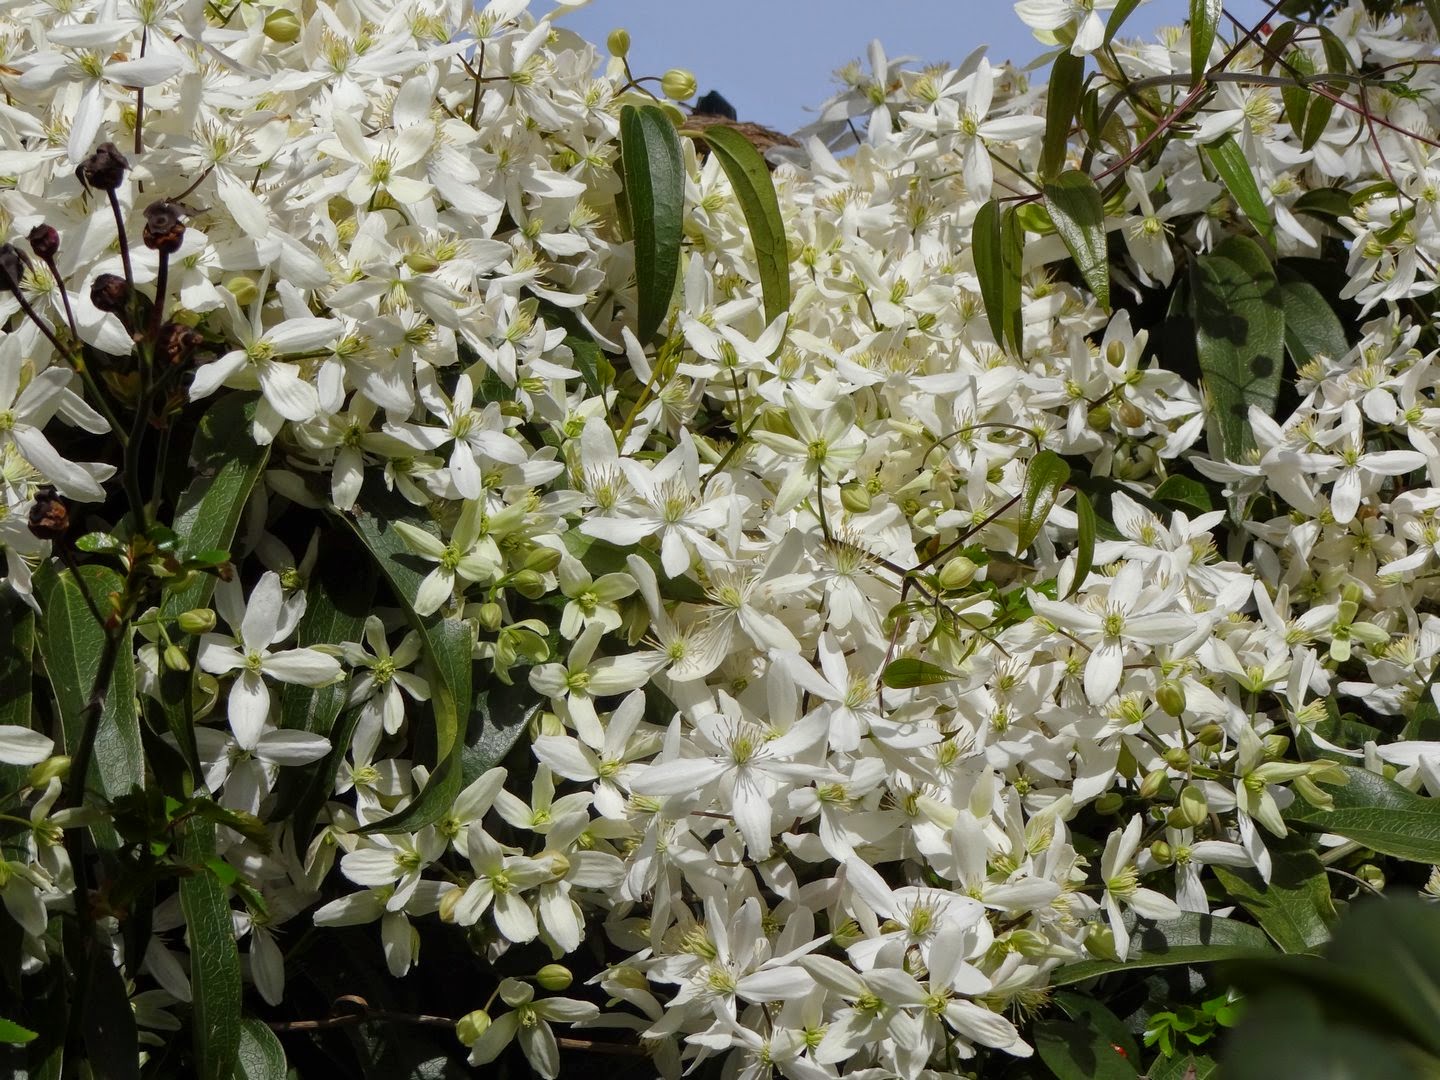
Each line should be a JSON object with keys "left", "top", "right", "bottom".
{"left": 1017, "top": 450, "right": 1071, "bottom": 554}
{"left": 1153, "top": 475, "right": 1214, "bottom": 513}
{"left": 179, "top": 818, "right": 241, "bottom": 1080}
{"left": 1203, "top": 134, "right": 1274, "bottom": 242}
{"left": 81, "top": 943, "right": 138, "bottom": 1080}
{"left": 974, "top": 200, "right": 1024, "bottom": 353}
{"left": 563, "top": 531, "right": 706, "bottom": 604}
{"left": 1190, "top": 235, "right": 1284, "bottom": 465}
{"left": 881, "top": 658, "right": 957, "bottom": 689}
{"left": 1044, "top": 170, "right": 1110, "bottom": 311}
{"left": 280, "top": 553, "right": 372, "bottom": 736}
{"left": 565, "top": 332, "right": 608, "bottom": 400}
{"left": 0, "top": 1019, "right": 36, "bottom": 1045}
{"left": 1280, "top": 49, "right": 1314, "bottom": 138}
{"left": 1066, "top": 489, "right": 1096, "bottom": 600}
{"left": 339, "top": 480, "right": 473, "bottom": 834}
{"left": 1211, "top": 835, "right": 1335, "bottom": 953}
{"left": 463, "top": 679, "right": 545, "bottom": 783}
{"left": 620, "top": 104, "right": 685, "bottom": 343}
{"left": 236, "top": 1018, "right": 287, "bottom": 1080}
{"left": 1276, "top": 263, "right": 1348, "bottom": 368}
{"left": 1222, "top": 991, "right": 1435, "bottom": 1080}
{"left": 1105, "top": 0, "right": 1145, "bottom": 43}
{"left": 34, "top": 565, "right": 141, "bottom": 848}
{"left": 1042, "top": 53, "right": 1084, "bottom": 180}
{"left": 1035, "top": 1018, "right": 1140, "bottom": 1080}
{"left": 0, "top": 589, "right": 34, "bottom": 804}
{"left": 1286, "top": 765, "right": 1440, "bottom": 862}
{"left": 1323, "top": 900, "right": 1440, "bottom": 1059}
{"left": 1051, "top": 914, "right": 1273, "bottom": 985}
{"left": 1426, "top": 0, "right": 1440, "bottom": 41}
{"left": 1054, "top": 991, "right": 1139, "bottom": 1061}
{"left": 1190, "top": 0, "right": 1221, "bottom": 81}
{"left": 689, "top": 124, "right": 791, "bottom": 330}
{"left": 1150, "top": 1054, "right": 1218, "bottom": 1080}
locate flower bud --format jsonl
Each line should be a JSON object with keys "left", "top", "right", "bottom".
{"left": 476, "top": 602, "right": 503, "bottom": 632}
{"left": 541, "top": 851, "right": 571, "bottom": 881}
{"left": 27, "top": 224, "right": 59, "bottom": 261}
{"left": 26, "top": 755, "right": 70, "bottom": 788}
{"left": 1195, "top": 723, "right": 1224, "bottom": 748}
{"left": 90, "top": 273, "right": 131, "bottom": 313}
{"left": 509, "top": 569, "right": 545, "bottom": 599}
{"left": 177, "top": 608, "right": 217, "bottom": 635}
{"left": 537, "top": 711, "right": 564, "bottom": 738}
{"left": 27, "top": 485, "right": 70, "bottom": 541}
{"left": 1084, "top": 921, "right": 1121, "bottom": 962}
{"left": 523, "top": 546, "right": 562, "bottom": 574}
{"left": 1262, "top": 734, "right": 1290, "bottom": 760}
{"left": 0, "top": 243, "right": 31, "bottom": 291}
{"left": 1117, "top": 400, "right": 1145, "bottom": 428}
{"left": 1116, "top": 741, "right": 1138, "bottom": 779}
{"left": 660, "top": 68, "right": 697, "bottom": 101}
{"left": 606, "top": 28, "right": 630, "bottom": 57}
{"left": 839, "top": 483, "right": 871, "bottom": 514}
{"left": 1162, "top": 745, "right": 1190, "bottom": 770}
{"left": 263, "top": 8, "right": 302, "bottom": 42}
{"left": 534, "top": 964, "right": 573, "bottom": 991}
{"left": 438, "top": 885, "right": 463, "bottom": 924}
{"left": 78, "top": 142, "right": 129, "bottom": 191}
{"left": 1093, "top": 792, "right": 1123, "bottom": 815}
{"left": 1149, "top": 840, "right": 1174, "bottom": 865}
{"left": 938, "top": 556, "right": 978, "bottom": 591}
{"left": 225, "top": 275, "right": 259, "bottom": 307}
{"left": 1168, "top": 786, "right": 1209, "bottom": 829}
{"left": 1155, "top": 679, "right": 1186, "bottom": 717}
{"left": 1087, "top": 404, "right": 1112, "bottom": 431}
{"left": 142, "top": 200, "right": 186, "bottom": 254}
{"left": 1138, "top": 768, "right": 1168, "bottom": 800}
{"left": 455, "top": 1009, "right": 491, "bottom": 1047}
{"left": 163, "top": 643, "right": 191, "bottom": 672}
{"left": 1356, "top": 863, "right": 1385, "bottom": 890}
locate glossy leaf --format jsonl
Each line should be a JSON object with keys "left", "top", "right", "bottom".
{"left": 1051, "top": 914, "right": 1273, "bottom": 985}
{"left": 620, "top": 104, "right": 685, "bottom": 342}
{"left": 1190, "top": 235, "right": 1285, "bottom": 464}
{"left": 1190, "top": 0, "right": 1221, "bottom": 81}
{"left": 81, "top": 944, "right": 138, "bottom": 1080}
{"left": 1203, "top": 134, "right": 1274, "bottom": 242}
{"left": 881, "top": 658, "right": 957, "bottom": 689}
{"left": 974, "top": 199, "right": 1024, "bottom": 353}
{"left": 0, "top": 1019, "right": 36, "bottom": 1045}
{"left": 179, "top": 818, "right": 241, "bottom": 1080}
{"left": 1035, "top": 1017, "right": 1139, "bottom": 1080}
{"left": 1054, "top": 991, "right": 1140, "bottom": 1061}
{"left": 236, "top": 1018, "right": 287, "bottom": 1080}
{"left": 280, "top": 552, "right": 372, "bottom": 735}
{"left": 1286, "top": 765, "right": 1440, "bottom": 862}
{"left": 1105, "top": 0, "right": 1145, "bottom": 44}
{"left": 690, "top": 123, "right": 791, "bottom": 329}
{"left": 1276, "top": 263, "right": 1347, "bottom": 367}
{"left": 1153, "top": 475, "right": 1214, "bottom": 513}
{"left": 1211, "top": 835, "right": 1335, "bottom": 953}
{"left": 0, "top": 589, "right": 34, "bottom": 802}
{"left": 1045, "top": 169, "right": 1110, "bottom": 310}
{"left": 1017, "top": 450, "right": 1071, "bottom": 554}
{"left": 1042, "top": 52, "right": 1084, "bottom": 179}
{"left": 1066, "top": 489, "right": 1096, "bottom": 600}
{"left": 463, "top": 679, "right": 545, "bottom": 783}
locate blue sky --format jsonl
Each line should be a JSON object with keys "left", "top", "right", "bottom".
{"left": 552, "top": 0, "right": 1271, "bottom": 133}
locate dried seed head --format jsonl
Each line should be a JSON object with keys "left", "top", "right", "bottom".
{"left": 0, "top": 243, "right": 31, "bottom": 291}
{"left": 77, "top": 142, "right": 130, "bottom": 191}
{"left": 28, "top": 485, "right": 70, "bottom": 541}
{"left": 142, "top": 201, "right": 185, "bottom": 254}
{"left": 27, "top": 225, "right": 59, "bottom": 261}
{"left": 90, "top": 272, "right": 131, "bottom": 313}
{"left": 156, "top": 321, "right": 204, "bottom": 366}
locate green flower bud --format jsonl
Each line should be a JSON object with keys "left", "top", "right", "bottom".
{"left": 524, "top": 547, "right": 562, "bottom": 574}
{"left": 177, "top": 608, "right": 217, "bottom": 635}
{"left": 224, "top": 275, "right": 258, "bottom": 306}
{"left": 660, "top": 68, "right": 697, "bottom": 101}
{"left": 606, "top": 28, "right": 630, "bottom": 57}
{"left": 938, "top": 556, "right": 978, "bottom": 591}
{"left": 163, "top": 643, "right": 191, "bottom": 672}
{"left": 1106, "top": 340, "right": 1127, "bottom": 366}
{"left": 438, "top": 886, "right": 463, "bottom": 924}
{"left": 1116, "top": 741, "right": 1138, "bottom": 779}
{"left": 839, "top": 483, "right": 872, "bottom": 514}
{"left": 1117, "top": 400, "right": 1145, "bottom": 428}
{"left": 1263, "top": 734, "right": 1290, "bottom": 760}
{"left": 404, "top": 251, "right": 441, "bottom": 273}
{"left": 263, "top": 9, "right": 302, "bottom": 42}
{"left": 1094, "top": 792, "right": 1124, "bottom": 815}
{"left": 1087, "top": 404, "right": 1112, "bottom": 431}
{"left": 476, "top": 602, "right": 503, "bottom": 632}
{"left": 1155, "top": 679, "right": 1186, "bottom": 717}
{"left": 1149, "top": 840, "right": 1174, "bottom": 865}
{"left": 1084, "top": 921, "right": 1121, "bottom": 962}
{"left": 1139, "top": 768, "right": 1168, "bottom": 800}
{"left": 509, "top": 569, "right": 546, "bottom": 599}
{"left": 1355, "top": 863, "right": 1385, "bottom": 889}
{"left": 1162, "top": 745, "right": 1190, "bottom": 770}
{"left": 455, "top": 1010, "right": 491, "bottom": 1047}
{"left": 26, "top": 755, "right": 70, "bottom": 788}
{"left": 537, "top": 711, "right": 564, "bottom": 738}
{"left": 534, "top": 964, "right": 573, "bottom": 991}
{"left": 1168, "top": 786, "right": 1209, "bottom": 829}
{"left": 1195, "top": 723, "right": 1224, "bottom": 748}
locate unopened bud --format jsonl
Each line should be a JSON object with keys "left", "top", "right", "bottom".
{"left": 1087, "top": 404, "right": 1112, "bottom": 431}
{"left": 142, "top": 200, "right": 186, "bottom": 254}
{"left": 163, "top": 643, "right": 191, "bottom": 672}
{"left": 1156, "top": 679, "right": 1186, "bottom": 717}
{"left": 177, "top": 609, "right": 217, "bottom": 635}
{"left": 476, "top": 602, "right": 503, "bottom": 632}
{"left": 509, "top": 569, "right": 545, "bottom": 599}
{"left": 455, "top": 1009, "right": 491, "bottom": 1047}
{"left": 26, "top": 755, "right": 70, "bottom": 788}
{"left": 1195, "top": 723, "right": 1224, "bottom": 748}
{"left": 660, "top": 68, "right": 697, "bottom": 101}
{"left": 1085, "top": 921, "right": 1121, "bottom": 962}
{"left": 78, "top": 142, "right": 129, "bottom": 191}
{"left": 606, "top": 28, "right": 630, "bottom": 57}
{"left": 225, "top": 275, "right": 258, "bottom": 307}
{"left": 534, "top": 964, "right": 573, "bottom": 991}
{"left": 90, "top": 273, "right": 131, "bottom": 313}
{"left": 839, "top": 483, "right": 872, "bottom": 514}
{"left": 27, "top": 224, "right": 59, "bottom": 261}
{"left": 1138, "top": 768, "right": 1168, "bottom": 800}
{"left": 404, "top": 250, "right": 440, "bottom": 273}
{"left": 938, "top": 556, "right": 978, "bottom": 591}
{"left": 1106, "top": 340, "right": 1127, "bottom": 366}
{"left": 1355, "top": 863, "right": 1385, "bottom": 889}
{"left": 0, "top": 243, "right": 31, "bottom": 291}
{"left": 1162, "top": 745, "right": 1190, "bottom": 770}
{"left": 1149, "top": 840, "right": 1174, "bottom": 865}
{"left": 524, "top": 547, "right": 562, "bottom": 574}
{"left": 537, "top": 711, "right": 564, "bottom": 738}
{"left": 1116, "top": 741, "right": 1138, "bottom": 779}
{"left": 263, "top": 9, "right": 302, "bottom": 42}
{"left": 438, "top": 886, "right": 463, "bottom": 924}
{"left": 1263, "top": 734, "right": 1290, "bottom": 760}
{"left": 1094, "top": 792, "right": 1123, "bottom": 815}
{"left": 1168, "top": 786, "right": 1209, "bottom": 829}
{"left": 1117, "top": 400, "right": 1145, "bottom": 428}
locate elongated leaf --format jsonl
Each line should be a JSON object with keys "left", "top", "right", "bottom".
{"left": 1051, "top": 914, "right": 1273, "bottom": 985}
{"left": 1054, "top": 991, "right": 1140, "bottom": 1060}
{"left": 1153, "top": 475, "right": 1214, "bottom": 513}
{"left": 1017, "top": 450, "right": 1071, "bottom": 554}
{"left": 340, "top": 480, "right": 473, "bottom": 834}
{"left": 1204, "top": 134, "right": 1274, "bottom": 242}
{"left": 280, "top": 548, "right": 373, "bottom": 735}
{"left": 1280, "top": 49, "right": 1314, "bottom": 137}
{"left": 0, "top": 1019, "right": 36, "bottom": 1045}
{"left": 1000, "top": 206, "right": 1025, "bottom": 352}
{"left": 0, "top": 589, "right": 35, "bottom": 804}
{"left": 1286, "top": 765, "right": 1440, "bottom": 862}
{"left": 82, "top": 942, "right": 138, "bottom": 1080}
{"left": 565, "top": 333, "right": 608, "bottom": 401}
{"left": 1211, "top": 835, "right": 1334, "bottom": 953}
{"left": 1035, "top": 1017, "right": 1139, "bottom": 1080}
{"left": 35, "top": 565, "right": 141, "bottom": 847}
{"left": 1276, "top": 263, "right": 1347, "bottom": 366}
{"left": 179, "top": 818, "right": 241, "bottom": 1080}
{"left": 1066, "top": 489, "right": 1096, "bottom": 600}
{"left": 1191, "top": 0, "right": 1221, "bottom": 80}
{"left": 1042, "top": 52, "right": 1084, "bottom": 179}
{"left": 975, "top": 198, "right": 1026, "bottom": 352}
{"left": 690, "top": 124, "right": 791, "bottom": 329}
{"left": 236, "top": 1018, "right": 287, "bottom": 1080}
{"left": 1045, "top": 170, "right": 1110, "bottom": 311}
{"left": 620, "top": 104, "right": 684, "bottom": 343}
{"left": 1427, "top": 0, "right": 1440, "bottom": 40}
{"left": 463, "top": 679, "right": 544, "bottom": 783}
{"left": 1105, "top": 0, "right": 1146, "bottom": 43}
{"left": 1190, "top": 235, "right": 1284, "bottom": 465}
{"left": 882, "top": 658, "right": 958, "bottom": 689}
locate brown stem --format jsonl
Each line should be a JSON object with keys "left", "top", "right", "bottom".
{"left": 108, "top": 190, "right": 134, "bottom": 287}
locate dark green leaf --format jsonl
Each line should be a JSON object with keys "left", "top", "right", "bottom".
{"left": 81, "top": 942, "right": 138, "bottom": 1080}
{"left": 1045, "top": 170, "right": 1110, "bottom": 311}
{"left": 975, "top": 199, "right": 1025, "bottom": 353}
{"left": 881, "top": 658, "right": 957, "bottom": 689}
{"left": 1150, "top": 1054, "right": 1218, "bottom": 1080}
{"left": 339, "top": 480, "right": 473, "bottom": 834}
{"left": 1034, "top": 1018, "right": 1139, "bottom": 1080}
{"left": 34, "top": 565, "right": 141, "bottom": 848}
{"left": 280, "top": 554, "right": 371, "bottom": 736}
{"left": 1042, "top": 53, "right": 1084, "bottom": 180}
{"left": 1051, "top": 914, "right": 1273, "bottom": 985}
{"left": 1190, "top": 0, "right": 1221, "bottom": 81}
{"left": 0, "top": 1019, "right": 36, "bottom": 1045}
{"left": 1211, "top": 834, "right": 1334, "bottom": 953}
{"left": 1280, "top": 49, "right": 1314, "bottom": 137}
{"left": 1106, "top": 0, "right": 1145, "bottom": 43}
{"left": 620, "top": 104, "right": 685, "bottom": 343}
{"left": 690, "top": 124, "right": 791, "bottom": 330}
{"left": 1066, "top": 490, "right": 1096, "bottom": 600}
{"left": 1017, "top": 450, "right": 1071, "bottom": 554}
{"left": 563, "top": 531, "right": 706, "bottom": 603}
{"left": 565, "top": 333, "right": 608, "bottom": 400}
{"left": 1276, "top": 263, "right": 1348, "bottom": 368}
{"left": 463, "top": 679, "right": 544, "bottom": 783}
{"left": 1054, "top": 991, "right": 1139, "bottom": 1061}
{"left": 1153, "top": 475, "right": 1214, "bottom": 513}
{"left": 236, "top": 1018, "right": 287, "bottom": 1080}
{"left": 1285, "top": 765, "right": 1440, "bottom": 862}
{"left": 1294, "top": 187, "right": 1352, "bottom": 222}
{"left": 1190, "top": 235, "right": 1285, "bottom": 465}
{"left": 0, "top": 589, "right": 34, "bottom": 804}
{"left": 1405, "top": 663, "right": 1440, "bottom": 741}
{"left": 179, "top": 818, "right": 241, "bottom": 1080}
{"left": 1203, "top": 135, "right": 1274, "bottom": 242}
{"left": 1324, "top": 900, "right": 1440, "bottom": 1059}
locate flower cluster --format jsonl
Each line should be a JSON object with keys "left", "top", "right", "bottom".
{"left": 3, "top": 0, "right": 1440, "bottom": 1075}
